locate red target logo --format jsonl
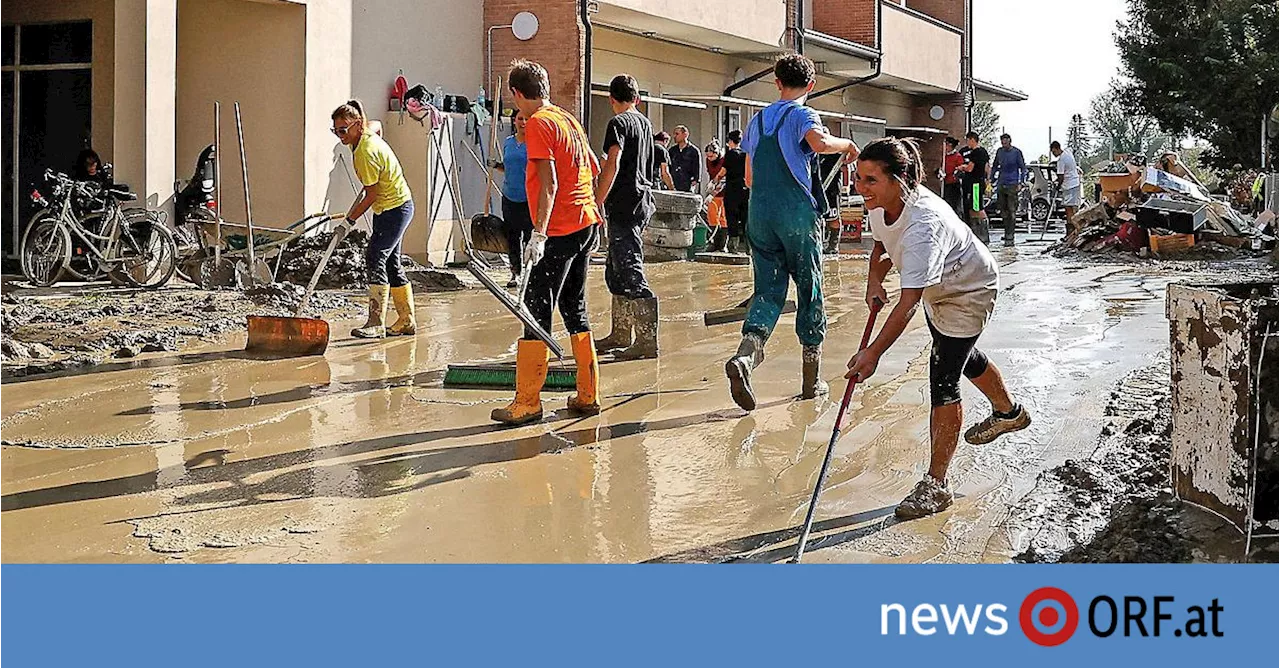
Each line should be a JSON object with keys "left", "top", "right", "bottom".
{"left": 1020, "top": 587, "right": 1079, "bottom": 646}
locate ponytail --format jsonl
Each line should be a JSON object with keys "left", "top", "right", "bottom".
{"left": 332, "top": 98, "right": 366, "bottom": 123}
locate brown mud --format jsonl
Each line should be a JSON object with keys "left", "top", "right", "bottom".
{"left": 0, "top": 236, "right": 1270, "bottom": 562}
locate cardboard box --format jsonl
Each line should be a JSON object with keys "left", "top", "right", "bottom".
{"left": 1149, "top": 232, "right": 1195, "bottom": 255}
{"left": 1099, "top": 170, "right": 1142, "bottom": 193}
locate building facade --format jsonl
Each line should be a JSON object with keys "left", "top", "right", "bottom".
{"left": 3, "top": 0, "right": 1023, "bottom": 262}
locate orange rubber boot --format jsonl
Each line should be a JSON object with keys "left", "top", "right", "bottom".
{"left": 490, "top": 339, "right": 549, "bottom": 425}
{"left": 566, "top": 331, "right": 600, "bottom": 415}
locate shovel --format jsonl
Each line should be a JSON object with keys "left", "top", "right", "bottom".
{"left": 245, "top": 213, "right": 348, "bottom": 356}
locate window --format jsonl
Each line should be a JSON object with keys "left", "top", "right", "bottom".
{"left": 2, "top": 26, "right": 14, "bottom": 66}
{"left": 19, "top": 21, "right": 92, "bottom": 66}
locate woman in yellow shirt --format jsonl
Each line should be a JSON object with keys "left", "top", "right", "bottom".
{"left": 333, "top": 99, "right": 416, "bottom": 338}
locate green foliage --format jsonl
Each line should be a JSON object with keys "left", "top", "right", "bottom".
{"left": 1088, "top": 80, "right": 1170, "bottom": 160}
{"left": 970, "top": 101, "right": 1001, "bottom": 149}
{"left": 1116, "top": 0, "right": 1278, "bottom": 168}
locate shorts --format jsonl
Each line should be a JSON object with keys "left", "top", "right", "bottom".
{"left": 1060, "top": 184, "right": 1082, "bottom": 207}
{"left": 927, "top": 317, "right": 990, "bottom": 407}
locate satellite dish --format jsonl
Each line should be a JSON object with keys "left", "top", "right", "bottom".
{"left": 733, "top": 67, "right": 746, "bottom": 83}
{"left": 512, "top": 12, "right": 539, "bottom": 41}
{"left": 929, "top": 105, "right": 945, "bottom": 121}
{"left": 842, "top": 88, "right": 855, "bottom": 106}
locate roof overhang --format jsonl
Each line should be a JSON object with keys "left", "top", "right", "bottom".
{"left": 668, "top": 94, "right": 887, "bottom": 125}
{"left": 590, "top": 4, "right": 783, "bottom": 54}
{"left": 802, "top": 30, "right": 879, "bottom": 79}
{"left": 886, "top": 126, "right": 949, "bottom": 136}
{"left": 973, "top": 78, "right": 1029, "bottom": 102}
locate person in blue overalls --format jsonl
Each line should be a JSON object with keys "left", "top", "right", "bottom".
{"left": 725, "top": 53, "right": 861, "bottom": 411}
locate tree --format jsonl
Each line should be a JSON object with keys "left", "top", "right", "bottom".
{"left": 1089, "top": 80, "right": 1169, "bottom": 160}
{"left": 969, "top": 101, "right": 1000, "bottom": 149}
{"left": 1116, "top": 0, "right": 1278, "bottom": 168}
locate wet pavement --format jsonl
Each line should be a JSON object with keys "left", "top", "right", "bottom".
{"left": 0, "top": 236, "right": 1201, "bottom": 562}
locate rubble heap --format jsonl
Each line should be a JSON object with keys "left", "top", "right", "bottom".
{"left": 274, "top": 228, "right": 464, "bottom": 291}
{"left": 1052, "top": 155, "right": 1275, "bottom": 260}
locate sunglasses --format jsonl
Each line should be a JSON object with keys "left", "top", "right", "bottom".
{"left": 332, "top": 125, "right": 354, "bottom": 136}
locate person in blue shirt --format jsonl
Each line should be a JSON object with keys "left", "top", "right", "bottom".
{"left": 494, "top": 109, "right": 532, "bottom": 287}
{"left": 990, "top": 133, "right": 1027, "bottom": 247}
{"left": 725, "top": 53, "right": 861, "bottom": 411}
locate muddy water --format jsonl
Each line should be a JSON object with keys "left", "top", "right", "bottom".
{"left": 1, "top": 241, "right": 1185, "bottom": 562}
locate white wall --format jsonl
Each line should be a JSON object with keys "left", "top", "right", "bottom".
{"left": 350, "top": 0, "right": 484, "bottom": 117}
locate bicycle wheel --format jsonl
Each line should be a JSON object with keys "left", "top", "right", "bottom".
{"left": 114, "top": 214, "right": 178, "bottom": 289}
{"left": 20, "top": 215, "right": 71, "bottom": 287}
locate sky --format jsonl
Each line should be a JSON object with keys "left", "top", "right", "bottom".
{"left": 973, "top": 0, "right": 1129, "bottom": 158}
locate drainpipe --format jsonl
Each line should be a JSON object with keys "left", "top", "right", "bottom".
{"left": 808, "top": 0, "right": 882, "bottom": 100}
{"left": 963, "top": 0, "right": 974, "bottom": 131}
{"left": 581, "top": 0, "right": 592, "bottom": 122}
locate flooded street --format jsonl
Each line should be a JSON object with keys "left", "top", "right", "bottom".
{"left": 1, "top": 242, "right": 1196, "bottom": 562}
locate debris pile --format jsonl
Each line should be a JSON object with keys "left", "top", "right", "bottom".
{"left": 1, "top": 286, "right": 358, "bottom": 378}
{"left": 274, "top": 228, "right": 464, "bottom": 291}
{"left": 1052, "top": 155, "right": 1275, "bottom": 260}
{"left": 276, "top": 228, "right": 371, "bottom": 289}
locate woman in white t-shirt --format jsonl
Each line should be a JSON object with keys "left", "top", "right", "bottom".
{"left": 847, "top": 137, "right": 1032, "bottom": 520}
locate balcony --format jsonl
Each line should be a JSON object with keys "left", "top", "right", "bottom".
{"left": 877, "top": 2, "right": 962, "bottom": 94}
{"left": 593, "top": 0, "right": 788, "bottom": 53}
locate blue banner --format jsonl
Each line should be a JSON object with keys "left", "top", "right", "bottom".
{"left": 3, "top": 565, "right": 1275, "bottom": 666}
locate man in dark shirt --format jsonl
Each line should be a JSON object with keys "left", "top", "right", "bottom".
{"left": 668, "top": 125, "right": 702, "bottom": 192}
{"left": 594, "top": 74, "right": 659, "bottom": 360}
{"left": 959, "top": 131, "right": 991, "bottom": 243}
{"left": 718, "top": 130, "right": 749, "bottom": 252}
{"left": 652, "top": 132, "right": 674, "bottom": 190}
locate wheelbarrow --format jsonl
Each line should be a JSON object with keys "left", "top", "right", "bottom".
{"left": 177, "top": 212, "right": 341, "bottom": 288}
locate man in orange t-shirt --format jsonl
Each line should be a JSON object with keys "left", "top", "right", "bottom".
{"left": 492, "top": 59, "right": 604, "bottom": 426}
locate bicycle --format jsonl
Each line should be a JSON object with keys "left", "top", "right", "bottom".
{"left": 21, "top": 170, "right": 178, "bottom": 289}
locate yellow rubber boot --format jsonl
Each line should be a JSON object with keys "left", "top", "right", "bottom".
{"left": 352, "top": 284, "right": 389, "bottom": 338}
{"left": 387, "top": 284, "right": 417, "bottom": 336}
{"left": 567, "top": 331, "right": 600, "bottom": 415}
{"left": 491, "top": 339, "right": 548, "bottom": 425}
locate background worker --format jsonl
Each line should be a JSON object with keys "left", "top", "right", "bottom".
{"left": 718, "top": 130, "right": 750, "bottom": 254}
{"left": 494, "top": 109, "right": 533, "bottom": 288}
{"left": 492, "top": 59, "right": 603, "bottom": 426}
{"left": 940, "top": 137, "right": 964, "bottom": 217}
{"left": 594, "top": 74, "right": 660, "bottom": 361}
{"left": 990, "top": 133, "right": 1027, "bottom": 247}
{"left": 333, "top": 99, "right": 416, "bottom": 339}
{"left": 652, "top": 132, "right": 675, "bottom": 190}
{"left": 724, "top": 53, "right": 860, "bottom": 411}
{"left": 668, "top": 125, "right": 702, "bottom": 193}
{"left": 849, "top": 137, "right": 1031, "bottom": 520}
{"left": 958, "top": 131, "right": 991, "bottom": 243}
{"left": 1050, "top": 141, "right": 1081, "bottom": 238}
{"left": 705, "top": 141, "right": 730, "bottom": 252}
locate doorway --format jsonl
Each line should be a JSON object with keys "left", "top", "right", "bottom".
{"left": 2, "top": 21, "right": 93, "bottom": 258}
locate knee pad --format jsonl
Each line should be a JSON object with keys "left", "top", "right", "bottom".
{"left": 962, "top": 349, "right": 990, "bottom": 379}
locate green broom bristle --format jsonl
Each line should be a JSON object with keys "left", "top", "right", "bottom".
{"left": 443, "top": 364, "right": 576, "bottom": 391}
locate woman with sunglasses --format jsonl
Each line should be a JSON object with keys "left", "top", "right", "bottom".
{"left": 332, "top": 99, "right": 416, "bottom": 338}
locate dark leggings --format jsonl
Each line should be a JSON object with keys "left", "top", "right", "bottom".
{"left": 501, "top": 196, "right": 533, "bottom": 274}
{"left": 928, "top": 317, "right": 990, "bottom": 407}
{"left": 522, "top": 224, "right": 597, "bottom": 339}
{"left": 367, "top": 200, "right": 415, "bottom": 287}
{"left": 724, "top": 187, "right": 748, "bottom": 241}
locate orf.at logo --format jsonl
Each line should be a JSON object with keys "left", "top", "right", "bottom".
{"left": 1020, "top": 587, "right": 1080, "bottom": 646}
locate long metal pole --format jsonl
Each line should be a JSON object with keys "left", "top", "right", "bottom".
{"left": 234, "top": 102, "right": 256, "bottom": 284}
{"left": 213, "top": 101, "right": 222, "bottom": 266}
{"left": 791, "top": 300, "right": 883, "bottom": 563}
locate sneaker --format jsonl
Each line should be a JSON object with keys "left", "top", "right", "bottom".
{"left": 894, "top": 475, "right": 953, "bottom": 519}
{"left": 964, "top": 405, "right": 1032, "bottom": 445}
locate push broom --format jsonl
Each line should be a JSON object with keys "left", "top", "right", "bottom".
{"left": 790, "top": 298, "right": 883, "bottom": 563}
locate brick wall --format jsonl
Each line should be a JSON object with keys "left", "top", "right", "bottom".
{"left": 812, "top": 0, "right": 878, "bottom": 48}
{"left": 484, "top": 0, "right": 585, "bottom": 119}
{"left": 904, "top": 0, "right": 964, "bottom": 29}
{"left": 906, "top": 93, "right": 965, "bottom": 191}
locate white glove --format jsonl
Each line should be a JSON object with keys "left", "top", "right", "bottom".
{"left": 524, "top": 230, "right": 548, "bottom": 268}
